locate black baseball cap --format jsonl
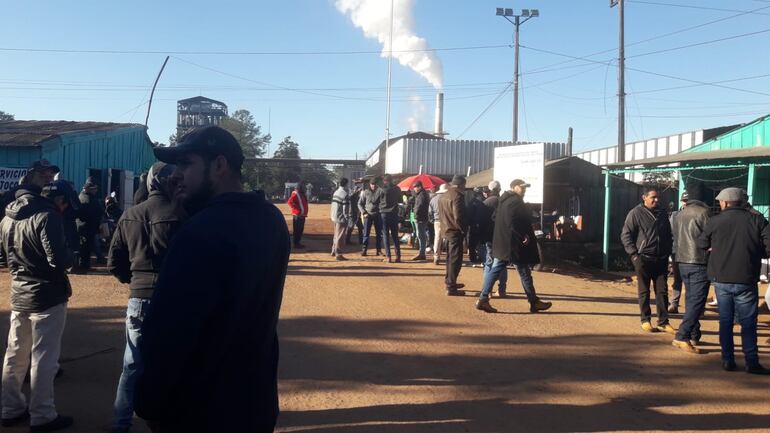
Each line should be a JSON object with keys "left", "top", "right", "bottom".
{"left": 29, "top": 159, "right": 60, "bottom": 174}
{"left": 154, "top": 126, "right": 244, "bottom": 170}
{"left": 511, "top": 179, "right": 531, "bottom": 188}
{"left": 42, "top": 180, "right": 77, "bottom": 208}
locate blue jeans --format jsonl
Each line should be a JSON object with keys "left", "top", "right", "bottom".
{"left": 480, "top": 242, "right": 507, "bottom": 294}
{"left": 381, "top": 212, "right": 401, "bottom": 259}
{"left": 416, "top": 221, "right": 429, "bottom": 255}
{"left": 362, "top": 214, "right": 382, "bottom": 252}
{"left": 113, "top": 298, "right": 151, "bottom": 428}
{"left": 480, "top": 259, "right": 533, "bottom": 302}
{"left": 715, "top": 283, "right": 759, "bottom": 367}
{"left": 675, "top": 264, "right": 709, "bottom": 342}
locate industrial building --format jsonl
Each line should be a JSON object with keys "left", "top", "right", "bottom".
{"left": 0, "top": 120, "right": 156, "bottom": 208}
{"left": 176, "top": 96, "right": 228, "bottom": 138}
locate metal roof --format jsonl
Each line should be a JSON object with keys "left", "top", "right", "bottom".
{"left": 0, "top": 120, "right": 146, "bottom": 147}
{"left": 605, "top": 146, "right": 770, "bottom": 168}
{"left": 177, "top": 96, "right": 227, "bottom": 106}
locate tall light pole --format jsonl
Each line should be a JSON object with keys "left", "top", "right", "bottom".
{"left": 496, "top": 7, "right": 539, "bottom": 144}
{"left": 611, "top": 0, "right": 625, "bottom": 162}
{"left": 385, "top": 0, "right": 395, "bottom": 151}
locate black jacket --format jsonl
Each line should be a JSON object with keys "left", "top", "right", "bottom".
{"left": 478, "top": 194, "right": 500, "bottom": 243}
{"left": 379, "top": 184, "right": 401, "bottom": 214}
{"left": 77, "top": 190, "right": 104, "bottom": 232}
{"left": 107, "top": 191, "right": 185, "bottom": 298}
{"left": 135, "top": 191, "right": 289, "bottom": 433}
{"left": 492, "top": 191, "right": 539, "bottom": 264}
{"left": 672, "top": 200, "right": 710, "bottom": 265}
{"left": 413, "top": 189, "right": 430, "bottom": 223}
{"left": 0, "top": 187, "right": 73, "bottom": 313}
{"left": 620, "top": 204, "right": 673, "bottom": 260}
{"left": 697, "top": 206, "right": 770, "bottom": 285}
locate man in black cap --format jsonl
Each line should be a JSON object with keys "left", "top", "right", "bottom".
{"left": 475, "top": 179, "right": 552, "bottom": 313}
{"left": 438, "top": 175, "right": 467, "bottom": 295}
{"left": 698, "top": 187, "right": 770, "bottom": 374}
{"left": 108, "top": 162, "right": 185, "bottom": 433}
{"left": 0, "top": 160, "right": 60, "bottom": 219}
{"left": 135, "top": 126, "right": 290, "bottom": 431}
{"left": 411, "top": 180, "right": 430, "bottom": 261}
{"left": 42, "top": 180, "right": 80, "bottom": 258}
{"left": 1, "top": 173, "right": 73, "bottom": 432}
{"left": 358, "top": 179, "right": 384, "bottom": 256}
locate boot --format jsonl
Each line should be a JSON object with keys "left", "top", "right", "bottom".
{"left": 529, "top": 299, "right": 552, "bottom": 313}
{"left": 475, "top": 298, "right": 498, "bottom": 313}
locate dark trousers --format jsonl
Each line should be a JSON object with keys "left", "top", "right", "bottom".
{"left": 675, "top": 263, "right": 710, "bottom": 342}
{"left": 670, "top": 258, "right": 683, "bottom": 308}
{"left": 444, "top": 231, "right": 464, "bottom": 289}
{"left": 427, "top": 222, "right": 435, "bottom": 250}
{"left": 362, "top": 214, "right": 382, "bottom": 252}
{"left": 346, "top": 216, "right": 363, "bottom": 245}
{"left": 381, "top": 212, "right": 401, "bottom": 259}
{"left": 292, "top": 216, "right": 306, "bottom": 247}
{"left": 634, "top": 258, "right": 669, "bottom": 325}
{"left": 78, "top": 226, "right": 97, "bottom": 269}
{"left": 715, "top": 283, "right": 760, "bottom": 367}
{"left": 467, "top": 228, "right": 480, "bottom": 263}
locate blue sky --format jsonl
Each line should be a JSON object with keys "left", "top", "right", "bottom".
{"left": 2, "top": 0, "right": 770, "bottom": 159}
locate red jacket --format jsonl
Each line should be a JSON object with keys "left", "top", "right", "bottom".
{"left": 287, "top": 190, "right": 308, "bottom": 217}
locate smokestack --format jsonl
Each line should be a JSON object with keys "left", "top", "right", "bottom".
{"left": 434, "top": 92, "right": 444, "bottom": 136}
{"left": 567, "top": 127, "right": 573, "bottom": 156}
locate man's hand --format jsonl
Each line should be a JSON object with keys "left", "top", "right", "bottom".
{"left": 522, "top": 235, "right": 530, "bottom": 246}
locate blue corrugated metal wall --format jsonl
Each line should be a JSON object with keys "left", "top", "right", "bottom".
{"left": 0, "top": 146, "right": 42, "bottom": 168}
{"left": 27, "top": 127, "right": 155, "bottom": 189}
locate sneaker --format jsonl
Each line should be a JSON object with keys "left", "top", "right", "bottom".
{"left": 641, "top": 322, "right": 656, "bottom": 332}
{"left": 667, "top": 305, "right": 679, "bottom": 314}
{"left": 394, "top": 256, "right": 402, "bottom": 263}
{"left": 707, "top": 299, "right": 718, "bottom": 307}
{"left": 450, "top": 283, "right": 465, "bottom": 289}
{"left": 746, "top": 364, "right": 770, "bottom": 375}
{"left": 335, "top": 255, "right": 348, "bottom": 261}
{"left": 657, "top": 323, "right": 676, "bottom": 334}
{"left": 446, "top": 289, "right": 466, "bottom": 296}
{"left": 672, "top": 339, "right": 701, "bottom": 354}
{"left": 475, "top": 299, "right": 498, "bottom": 313}
{"left": 410, "top": 254, "right": 426, "bottom": 261}
{"left": 1, "top": 411, "right": 29, "bottom": 427}
{"left": 361, "top": 251, "right": 367, "bottom": 257}
{"left": 30, "top": 415, "right": 74, "bottom": 433}
{"left": 530, "top": 299, "right": 552, "bottom": 313}
{"left": 722, "top": 360, "right": 737, "bottom": 372}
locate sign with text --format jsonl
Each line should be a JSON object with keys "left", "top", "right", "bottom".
{"left": 493, "top": 143, "right": 544, "bottom": 204}
{"left": 0, "top": 167, "right": 29, "bottom": 192}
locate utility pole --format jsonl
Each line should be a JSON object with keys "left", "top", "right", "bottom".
{"left": 385, "top": 0, "right": 395, "bottom": 151}
{"left": 496, "top": 7, "right": 539, "bottom": 144}
{"left": 612, "top": 0, "right": 625, "bottom": 162}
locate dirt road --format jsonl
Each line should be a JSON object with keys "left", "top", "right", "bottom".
{"left": 0, "top": 203, "right": 767, "bottom": 432}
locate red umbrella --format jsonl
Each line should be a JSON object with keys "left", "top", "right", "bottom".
{"left": 397, "top": 174, "right": 446, "bottom": 191}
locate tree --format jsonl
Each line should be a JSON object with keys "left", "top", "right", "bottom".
{"left": 643, "top": 171, "right": 676, "bottom": 190}
{"left": 0, "top": 110, "right": 15, "bottom": 121}
{"left": 219, "top": 109, "right": 271, "bottom": 191}
{"left": 273, "top": 135, "right": 300, "bottom": 159}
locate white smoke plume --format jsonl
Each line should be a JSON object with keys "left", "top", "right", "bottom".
{"left": 335, "top": 0, "right": 444, "bottom": 89}
{"left": 406, "top": 95, "right": 427, "bottom": 131}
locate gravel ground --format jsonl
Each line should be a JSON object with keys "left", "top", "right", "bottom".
{"left": 0, "top": 203, "right": 767, "bottom": 432}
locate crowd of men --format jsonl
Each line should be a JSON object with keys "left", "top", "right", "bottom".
{"left": 622, "top": 186, "right": 770, "bottom": 375}
{"left": 317, "top": 173, "right": 554, "bottom": 314}
{"left": 0, "top": 126, "right": 290, "bottom": 432}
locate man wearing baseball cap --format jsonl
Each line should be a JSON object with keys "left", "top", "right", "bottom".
{"left": 134, "top": 126, "right": 290, "bottom": 431}
{"left": 476, "top": 179, "right": 552, "bottom": 313}
{"left": 698, "top": 187, "right": 770, "bottom": 374}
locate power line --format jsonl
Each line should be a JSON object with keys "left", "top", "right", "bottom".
{"left": 0, "top": 44, "right": 510, "bottom": 56}
{"left": 456, "top": 83, "right": 513, "bottom": 139}
{"left": 627, "top": 0, "right": 770, "bottom": 15}
{"left": 520, "top": 45, "right": 770, "bottom": 98}
{"left": 628, "top": 27, "right": 770, "bottom": 59}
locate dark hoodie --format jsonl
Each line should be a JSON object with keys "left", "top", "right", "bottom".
{"left": 135, "top": 190, "right": 290, "bottom": 433}
{"left": 108, "top": 163, "right": 184, "bottom": 298}
{"left": 0, "top": 187, "right": 73, "bottom": 312}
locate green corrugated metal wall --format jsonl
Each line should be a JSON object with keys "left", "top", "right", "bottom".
{"left": 0, "top": 126, "right": 156, "bottom": 190}
{"left": 686, "top": 115, "right": 770, "bottom": 153}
